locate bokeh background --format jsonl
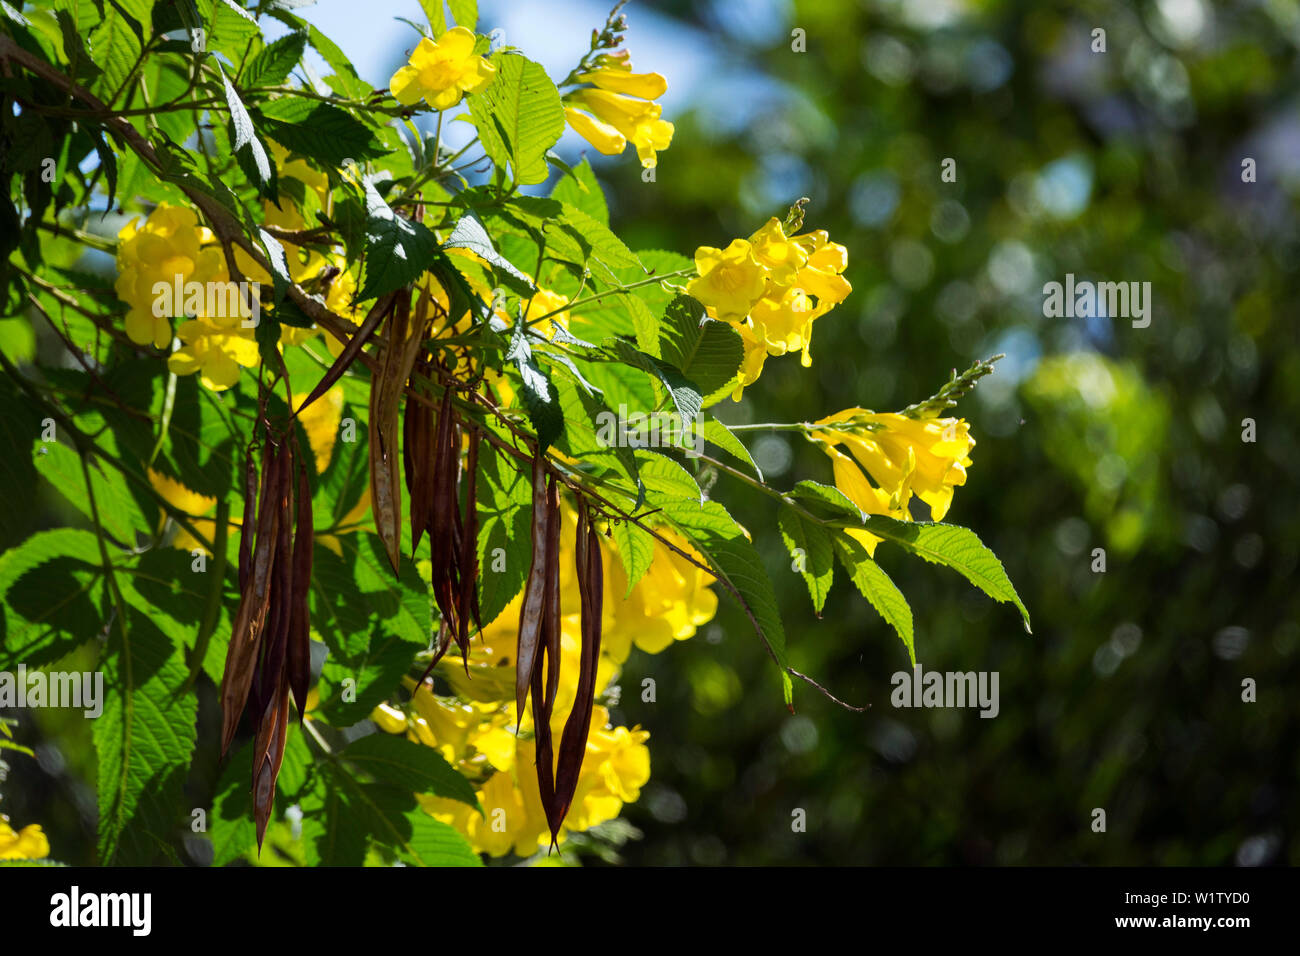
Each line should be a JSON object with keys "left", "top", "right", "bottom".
{"left": 7, "top": 0, "right": 1299, "bottom": 865}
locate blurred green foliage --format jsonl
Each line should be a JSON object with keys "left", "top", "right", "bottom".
{"left": 596, "top": 0, "right": 1299, "bottom": 865}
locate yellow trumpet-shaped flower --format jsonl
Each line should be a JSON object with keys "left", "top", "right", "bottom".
{"left": 564, "top": 83, "right": 674, "bottom": 168}
{"left": 686, "top": 215, "right": 851, "bottom": 397}
{"left": 390, "top": 27, "right": 496, "bottom": 111}
{"left": 146, "top": 467, "right": 236, "bottom": 555}
{"left": 811, "top": 410, "right": 976, "bottom": 553}
{"left": 562, "top": 107, "right": 626, "bottom": 156}
{"left": 115, "top": 203, "right": 227, "bottom": 349}
{"left": 0, "top": 816, "right": 50, "bottom": 861}
{"left": 576, "top": 51, "right": 668, "bottom": 100}
{"left": 686, "top": 239, "right": 769, "bottom": 323}
{"left": 168, "top": 317, "right": 260, "bottom": 391}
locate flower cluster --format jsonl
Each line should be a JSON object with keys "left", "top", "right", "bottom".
{"left": 115, "top": 203, "right": 227, "bottom": 350}
{"left": 372, "top": 508, "right": 716, "bottom": 857}
{"left": 564, "top": 50, "right": 674, "bottom": 168}
{"left": 686, "top": 216, "right": 852, "bottom": 399}
{"left": 811, "top": 410, "right": 976, "bottom": 553}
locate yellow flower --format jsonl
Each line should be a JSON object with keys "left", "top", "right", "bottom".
{"left": 293, "top": 386, "right": 344, "bottom": 475}
{"left": 522, "top": 288, "right": 571, "bottom": 339}
{"left": 115, "top": 203, "right": 227, "bottom": 349}
{"left": 747, "top": 217, "right": 809, "bottom": 285}
{"left": 729, "top": 320, "right": 770, "bottom": 402}
{"left": 371, "top": 702, "right": 408, "bottom": 735}
{"left": 0, "top": 817, "right": 50, "bottom": 861}
{"left": 562, "top": 107, "right": 625, "bottom": 156}
{"left": 812, "top": 410, "right": 975, "bottom": 552}
{"left": 390, "top": 27, "right": 496, "bottom": 111}
{"left": 564, "top": 50, "right": 671, "bottom": 166}
{"left": 146, "top": 467, "right": 237, "bottom": 555}
{"left": 564, "top": 88, "right": 673, "bottom": 168}
{"left": 167, "top": 315, "right": 260, "bottom": 392}
{"left": 685, "top": 239, "right": 769, "bottom": 322}
{"left": 576, "top": 51, "right": 667, "bottom": 100}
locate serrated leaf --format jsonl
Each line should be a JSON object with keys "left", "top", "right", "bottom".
{"left": 698, "top": 417, "right": 761, "bottom": 479}
{"left": 859, "top": 517, "right": 1031, "bottom": 633}
{"left": 358, "top": 178, "right": 438, "bottom": 299}
{"left": 466, "top": 52, "right": 564, "bottom": 185}
{"left": 443, "top": 212, "right": 533, "bottom": 295}
{"left": 549, "top": 156, "right": 606, "bottom": 224}
{"left": 658, "top": 295, "right": 744, "bottom": 398}
{"left": 217, "top": 61, "right": 274, "bottom": 198}
{"left": 789, "top": 479, "right": 866, "bottom": 522}
{"left": 95, "top": 597, "right": 197, "bottom": 864}
{"left": 609, "top": 518, "right": 653, "bottom": 597}
{"left": 33, "top": 442, "right": 149, "bottom": 548}
{"left": 778, "top": 504, "right": 834, "bottom": 615}
{"left": 257, "top": 98, "right": 386, "bottom": 165}
{"left": 241, "top": 30, "right": 307, "bottom": 88}
{"left": 655, "top": 497, "right": 792, "bottom": 705}
{"left": 475, "top": 440, "right": 531, "bottom": 626}
{"left": 607, "top": 338, "right": 702, "bottom": 428}
{"left": 832, "top": 533, "right": 915, "bottom": 666}
{"left": 447, "top": 0, "right": 477, "bottom": 30}
{"left": 342, "top": 733, "right": 479, "bottom": 809}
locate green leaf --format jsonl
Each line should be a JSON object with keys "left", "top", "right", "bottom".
{"left": 607, "top": 338, "right": 702, "bottom": 429}
{"left": 655, "top": 497, "right": 792, "bottom": 705}
{"left": 319, "top": 631, "right": 421, "bottom": 726}
{"left": 33, "top": 442, "right": 149, "bottom": 548}
{"left": 95, "top": 597, "right": 198, "bottom": 864}
{"left": 832, "top": 533, "right": 915, "bottom": 666}
{"left": 396, "top": 810, "right": 482, "bottom": 867}
{"left": 241, "top": 30, "right": 307, "bottom": 88}
{"left": 658, "top": 294, "right": 745, "bottom": 399}
{"left": 342, "top": 733, "right": 479, "bottom": 809}
{"left": 554, "top": 200, "right": 641, "bottom": 271}
{"left": 202, "top": 0, "right": 262, "bottom": 64}
{"left": 609, "top": 518, "right": 654, "bottom": 597}
{"left": 358, "top": 178, "right": 438, "bottom": 299}
{"left": 447, "top": 0, "right": 477, "bottom": 30}
{"left": 257, "top": 99, "right": 387, "bottom": 166}
{"left": 311, "top": 532, "right": 432, "bottom": 659}
{"left": 0, "top": 529, "right": 101, "bottom": 670}
{"left": 443, "top": 212, "right": 533, "bottom": 295}
{"left": 506, "top": 320, "right": 563, "bottom": 450}
{"left": 778, "top": 504, "right": 834, "bottom": 615}
{"left": 788, "top": 479, "right": 866, "bottom": 522}
{"left": 466, "top": 52, "right": 564, "bottom": 185}
{"left": 859, "top": 517, "right": 1032, "bottom": 633}
{"left": 549, "top": 156, "right": 607, "bottom": 225}
{"left": 216, "top": 61, "right": 275, "bottom": 200}
{"left": 698, "top": 416, "right": 761, "bottom": 479}
{"left": 475, "top": 440, "right": 532, "bottom": 626}
{"left": 418, "top": 0, "right": 446, "bottom": 34}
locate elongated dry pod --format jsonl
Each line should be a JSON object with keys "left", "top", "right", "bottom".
{"left": 286, "top": 448, "right": 313, "bottom": 720}
{"left": 219, "top": 437, "right": 284, "bottom": 757}
{"left": 552, "top": 498, "right": 603, "bottom": 831}
{"left": 515, "top": 448, "right": 552, "bottom": 723}
{"left": 458, "top": 427, "right": 481, "bottom": 644}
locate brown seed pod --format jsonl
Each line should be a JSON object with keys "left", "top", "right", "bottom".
{"left": 552, "top": 497, "right": 603, "bottom": 833}
{"left": 515, "top": 447, "right": 552, "bottom": 724}
{"left": 219, "top": 436, "right": 284, "bottom": 757}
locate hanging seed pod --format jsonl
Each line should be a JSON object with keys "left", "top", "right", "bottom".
{"left": 515, "top": 448, "right": 552, "bottom": 723}
{"left": 428, "top": 383, "right": 462, "bottom": 649}
{"left": 286, "top": 450, "right": 313, "bottom": 720}
{"left": 219, "top": 436, "right": 284, "bottom": 757}
{"left": 458, "top": 427, "right": 482, "bottom": 646}
{"left": 552, "top": 497, "right": 603, "bottom": 832}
